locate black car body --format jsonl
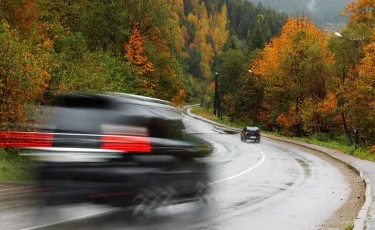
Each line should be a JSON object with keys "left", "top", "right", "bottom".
{"left": 1, "top": 93, "right": 210, "bottom": 211}
{"left": 240, "top": 126, "right": 261, "bottom": 143}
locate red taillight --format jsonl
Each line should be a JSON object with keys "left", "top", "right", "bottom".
{"left": 0, "top": 131, "right": 53, "bottom": 148}
{"left": 0, "top": 131, "right": 151, "bottom": 153}
{"left": 101, "top": 135, "right": 151, "bottom": 153}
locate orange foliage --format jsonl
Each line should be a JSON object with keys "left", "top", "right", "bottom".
{"left": 343, "top": 0, "right": 375, "bottom": 25}
{"left": 171, "top": 89, "right": 187, "bottom": 108}
{"left": 0, "top": 22, "right": 54, "bottom": 128}
{"left": 317, "top": 93, "right": 337, "bottom": 114}
{"left": 277, "top": 105, "right": 297, "bottom": 129}
{"left": 124, "top": 27, "right": 154, "bottom": 75}
{"left": 13, "top": 0, "right": 38, "bottom": 33}
{"left": 252, "top": 17, "right": 329, "bottom": 78}
{"left": 252, "top": 17, "right": 335, "bottom": 133}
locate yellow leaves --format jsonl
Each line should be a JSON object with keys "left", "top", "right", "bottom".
{"left": 252, "top": 17, "right": 337, "bottom": 133}
{"left": 210, "top": 4, "right": 229, "bottom": 55}
{"left": 189, "top": 3, "right": 229, "bottom": 59}
{"left": 201, "top": 42, "right": 214, "bottom": 64}
{"left": 253, "top": 17, "right": 332, "bottom": 81}
{"left": 187, "top": 13, "right": 199, "bottom": 26}
{"left": 181, "top": 26, "right": 189, "bottom": 44}
{"left": 171, "top": 89, "right": 186, "bottom": 108}
{"left": 43, "top": 38, "right": 54, "bottom": 51}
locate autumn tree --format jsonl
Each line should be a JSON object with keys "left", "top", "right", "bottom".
{"left": 252, "top": 17, "right": 335, "bottom": 136}
{"left": 0, "top": 21, "right": 54, "bottom": 128}
{"left": 350, "top": 33, "right": 375, "bottom": 143}
{"left": 342, "top": 0, "right": 375, "bottom": 26}
{"left": 0, "top": 0, "right": 288, "bottom": 130}
{"left": 124, "top": 27, "right": 153, "bottom": 76}
{"left": 332, "top": 0, "right": 375, "bottom": 144}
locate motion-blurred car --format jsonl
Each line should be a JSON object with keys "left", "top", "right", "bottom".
{"left": 0, "top": 92, "right": 210, "bottom": 216}
{"left": 240, "top": 126, "right": 261, "bottom": 143}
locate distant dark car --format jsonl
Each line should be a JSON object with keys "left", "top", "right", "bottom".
{"left": 1, "top": 92, "right": 210, "bottom": 216}
{"left": 240, "top": 126, "right": 261, "bottom": 143}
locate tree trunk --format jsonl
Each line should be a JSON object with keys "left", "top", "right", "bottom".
{"left": 338, "top": 99, "right": 352, "bottom": 143}
{"left": 295, "top": 97, "right": 303, "bottom": 137}
{"left": 341, "top": 111, "right": 352, "bottom": 143}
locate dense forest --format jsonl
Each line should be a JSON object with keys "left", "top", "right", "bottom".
{"left": 205, "top": 0, "right": 375, "bottom": 147}
{"left": 0, "top": 0, "right": 287, "bottom": 127}
{"left": 4, "top": 0, "right": 375, "bottom": 148}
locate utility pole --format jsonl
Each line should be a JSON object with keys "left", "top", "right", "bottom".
{"left": 335, "top": 32, "right": 365, "bottom": 148}
{"left": 355, "top": 40, "right": 359, "bottom": 78}
{"left": 213, "top": 72, "right": 219, "bottom": 116}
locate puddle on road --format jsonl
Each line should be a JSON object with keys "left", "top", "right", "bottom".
{"left": 223, "top": 130, "right": 239, "bottom": 134}
{"left": 295, "top": 158, "right": 311, "bottom": 177}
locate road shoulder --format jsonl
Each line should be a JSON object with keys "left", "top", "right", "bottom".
{"left": 186, "top": 106, "right": 371, "bottom": 230}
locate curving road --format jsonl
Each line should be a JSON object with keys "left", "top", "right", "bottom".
{"left": 0, "top": 112, "right": 352, "bottom": 230}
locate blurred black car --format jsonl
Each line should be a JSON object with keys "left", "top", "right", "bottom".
{"left": 240, "top": 126, "right": 261, "bottom": 143}
{"left": 1, "top": 92, "right": 210, "bottom": 215}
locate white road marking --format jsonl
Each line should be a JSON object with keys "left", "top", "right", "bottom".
{"left": 210, "top": 141, "right": 222, "bottom": 156}
{"left": 0, "top": 186, "right": 36, "bottom": 193}
{"left": 209, "top": 145, "right": 266, "bottom": 185}
{"left": 19, "top": 208, "right": 122, "bottom": 230}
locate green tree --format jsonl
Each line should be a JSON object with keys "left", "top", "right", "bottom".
{"left": 216, "top": 49, "right": 247, "bottom": 117}
{"left": 0, "top": 20, "right": 54, "bottom": 127}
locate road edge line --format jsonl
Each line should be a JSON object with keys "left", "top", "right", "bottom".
{"left": 186, "top": 105, "right": 371, "bottom": 230}
{"left": 263, "top": 134, "right": 371, "bottom": 230}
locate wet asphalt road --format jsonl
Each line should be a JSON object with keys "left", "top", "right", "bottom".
{"left": 0, "top": 113, "right": 351, "bottom": 230}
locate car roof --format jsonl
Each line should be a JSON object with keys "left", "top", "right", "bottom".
{"left": 107, "top": 92, "right": 171, "bottom": 105}
{"left": 50, "top": 92, "right": 182, "bottom": 121}
{"left": 246, "top": 126, "right": 260, "bottom": 131}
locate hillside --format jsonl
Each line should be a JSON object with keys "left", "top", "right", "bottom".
{"left": 248, "top": 0, "right": 351, "bottom": 26}
{"left": 0, "top": 0, "right": 287, "bottom": 127}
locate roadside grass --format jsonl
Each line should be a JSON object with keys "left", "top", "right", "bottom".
{"left": 186, "top": 98, "right": 201, "bottom": 105}
{"left": 343, "top": 220, "right": 354, "bottom": 230}
{"left": 190, "top": 106, "right": 247, "bottom": 129}
{"left": 0, "top": 148, "right": 33, "bottom": 183}
{"left": 288, "top": 134, "right": 374, "bottom": 162}
{"left": 190, "top": 106, "right": 375, "bottom": 162}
